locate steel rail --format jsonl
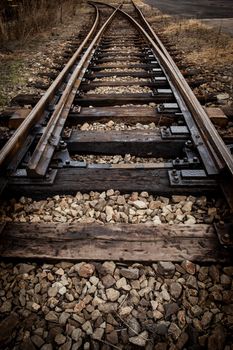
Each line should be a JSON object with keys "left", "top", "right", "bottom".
{"left": 89, "top": 2, "right": 218, "bottom": 175}
{"left": 93, "top": 1, "right": 233, "bottom": 177}
{"left": 0, "top": 3, "right": 100, "bottom": 171}
{"left": 27, "top": 4, "right": 121, "bottom": 177}
{"left": 131, "top": 1, "right": 233, "bottom": 176}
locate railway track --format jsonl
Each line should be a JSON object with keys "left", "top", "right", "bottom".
{"left": 0, "top": 0, "right": 232, "bottom": 261}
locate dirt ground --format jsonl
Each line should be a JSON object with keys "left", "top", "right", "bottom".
{"left": 144, "top": 0, "right": 233, "bottom": 19}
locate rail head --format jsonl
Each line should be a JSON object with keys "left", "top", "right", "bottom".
{"left": 27, "top": 4, "right": 121, "bottom": 177}
{"left": 0, "top": 2, "right": 100, "bottom": 171}
{"left": 91, "top": 0, "right": 233, "bottom": 177}
{"left": 131, "top": 0, "right": 233, "bottom": 177}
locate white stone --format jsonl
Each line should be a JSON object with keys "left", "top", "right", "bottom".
{"left": 184, "top": 215, "right": 196, "bottom": 224}
{"left": 92, "top": 327, "right": 104, "bottom": 340}
{"left": 106, "top": 288, "right": 120, "bottom": 302}
{"left": 32, "top": 302, "right": 41, "bottom": 311}
{"left": 116, "top": 277, "right": 127, "bottom": 289}
{"left": 133, "top": 200, "right": 147, "bottom": 209}
{"left": 59, "top": 286, "right": 67, "bottom": 295}
{"left": 119, "top": 306, "right": 133, "bottom": 316}
{"left": 71, "top": 328, "right": 82, "bottom": 341}
{"left": 129, "top": 331, "right": 148, "bottom": 347}
{"left": 82, "top": 321, "right": 93, "bottom": 335}
{"left": 105, "top": 206, "right": 114, "bottom": 222}
{"left": 89, "top": 276, "right": 99, "bottom": 286}
{"left": 54, "top": 334, "right": 66, "bottom": 345}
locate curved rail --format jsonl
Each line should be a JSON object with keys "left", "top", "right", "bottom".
{"left": 92, "top": 1, "right": 233, "bottom": 177}
{"left": 0, "top": 3, "right": 100, "bottom": 170}
{"left": 1, "top": 1, "right": 232, "bottom": 180}
{"left": 27, "top": 4, "right": 120, "bottom": 176}
{"left": 132, "top": 1, "right": 233, "bottom": 176}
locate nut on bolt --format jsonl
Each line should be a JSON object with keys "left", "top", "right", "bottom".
{"left": 223, "top": 233, "right": 230, "bottom": 243}
{"left": 59, "top": 140, "right": 67, "bottom": 150}
{"left": 219, "top": 221, "right": 225, "bottom": 227}
{"left": 159, "top": 103, "right": 164, "bottom": 111}
{"left": 162, "top": 126, "right": 169, "bottom": 135}
{"left": 185, "top": 140, "right": 192, "bottom": 147}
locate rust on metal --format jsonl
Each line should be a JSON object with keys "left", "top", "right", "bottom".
{"left": 0, "top": 3, "right": 100, "bottom": 171}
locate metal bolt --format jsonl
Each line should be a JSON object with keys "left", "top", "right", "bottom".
{"left": 159, "top": 104, "right": 164, "bottom": 111}
{"left": 66, "top": 160, "right": 70, "bottom": 165}
{"left": 173, "top": 175, "right": 179, "bottom": 183}
{"left": 184, "top": 157, "right": 188, "bottom": 162}
{"left": 175, "top": 157, "right": 180, "bottom": 163}
{"left": 193, "top": 157, "right": 198, "bottom": 162}
{"left": 172, "top": 169, "right": 177, "bottom": 175}
{"left": 60, "top": 141, "right": 67, "bottom": 150}
{"left": 164, "top": 127, "right": 169, "bottom": 135}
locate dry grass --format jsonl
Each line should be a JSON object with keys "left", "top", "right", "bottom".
{"left": 138, "top": 0, "right": 233, "bottom": 100}
{"left": 162, "top": 18, "right": 233, "bottom": 66}
{"left": 134, "top": 0, "right": 162, "bottom": 18}
{"left": 0, "top": 0, "right": 82, "bottom": 44}
{"left": 143, "top": 9, "right": 233, "bottom": 69}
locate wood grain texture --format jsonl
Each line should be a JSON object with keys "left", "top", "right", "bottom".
{"left": 80, "top": 81, "right": 169, "bottom": 90}
{"left": 90, "top": 63, "right": 160, "bottom": 70}
{"left": 67, "top": 130, "right": 186, "bottom": 156}
{"left": 7, "top": 168, "right": 217, "bottom": 198}
{"left": 0, "top": 222, "right": 231, "bottom": 262}
{"left": 75, "top": 93, "right": 174, "bottom": 106}
{"left": 67, "top": 106, "right": 178, "bottom": 125}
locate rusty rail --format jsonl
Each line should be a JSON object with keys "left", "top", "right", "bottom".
{"left": 27, "top": 5, "right": 120, "bottom": 177}
{"left": 92, "top": 1, "right": 233, "bottom": 177}
{"left": 1, "top": 1, "right": 232, "bottom": 191}
{"left": 131, "top": 1, "right": 233, "bottom": 177}
{"left": 0, "top": 2, "right": 100, "bottom": 171}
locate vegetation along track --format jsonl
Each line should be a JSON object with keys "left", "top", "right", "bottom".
{"left": 0, "top": 0, "right": 232, "bottom": 261}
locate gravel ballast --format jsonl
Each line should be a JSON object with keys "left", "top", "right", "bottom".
{"left": 71, "top": 154, "right": 165, "bottom": 165}
{"left": 86, "top": 86, "right": 152, "bottom": 95}
{"left": 0, "top": 260, "right": 232, "bottom": 349}
{"left": 76, "top": 121, "right": 158, "bottom": 131}
{"left": 93, "top": 77, "right": 149, "bottom": 82}
{"left": 0, "top": 191, "right": 229, "bottom": 224}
